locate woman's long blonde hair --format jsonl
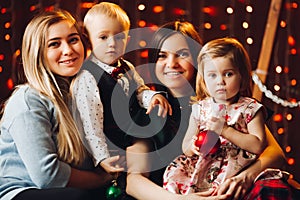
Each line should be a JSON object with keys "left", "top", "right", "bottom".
{"left": 21, "top": 9, "right": 87, "bottom": 166}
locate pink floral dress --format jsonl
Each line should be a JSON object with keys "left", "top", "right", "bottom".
{"left": 163, "top": 96, "right": 266, "bottom": 194}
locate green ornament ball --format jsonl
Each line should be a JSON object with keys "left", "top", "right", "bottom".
{"left": 106, "top": 184, "right": 122, "bottom": 200}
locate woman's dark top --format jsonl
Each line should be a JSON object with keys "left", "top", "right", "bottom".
{"left": 129, "top": 90, "right": 193, "bottom": 186}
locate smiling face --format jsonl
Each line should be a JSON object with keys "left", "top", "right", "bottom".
{"left": 155, "top": 33, "right": 195, "bottom": 97}
{"left": 45, "top": 20, "right": 84, "bottom": 77}
{"left": 86, "top": 14, "right": 129, "bottom": 65}
{"left": 203, "top": 56, "right": 242, "bottom": 104}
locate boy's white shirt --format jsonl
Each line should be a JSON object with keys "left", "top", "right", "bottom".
{"left": 89, "top": 55, "right": 160, "bottom": 108}
{"left": 72, "top": 55, "right": 160, "bottom": 167}
{"left": 72, "top": 70, "right": 109, "bottom": 167}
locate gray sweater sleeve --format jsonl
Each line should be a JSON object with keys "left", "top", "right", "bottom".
{"left": 6, "top": 86, "right": 71, "bottom": 188}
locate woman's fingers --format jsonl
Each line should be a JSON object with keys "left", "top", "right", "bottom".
{"left": 195, "top": 189, "right": 231, "bottom": 200}
{"left": 217, "top": 177, "right": 238, "bottom": 196}
{"left": 216, "top": 176, "right": 251, "bottom": 200}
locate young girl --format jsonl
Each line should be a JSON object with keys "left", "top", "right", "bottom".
{"left": 0, "top": 9, "right": 113, "bottom": 200}
{"left": 163, "top": 37, "right": 268, "bottom": 195}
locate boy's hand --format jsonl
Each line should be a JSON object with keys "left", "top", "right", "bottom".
{"left": 146, "top": 94, "right": 172, "bottom": 118}
{"left": 100, "top": 156, "right": 125, "bottom": 174}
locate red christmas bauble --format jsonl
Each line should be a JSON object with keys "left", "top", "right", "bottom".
{"left": 195, "top": 130, "right": 221, "bottom": 155}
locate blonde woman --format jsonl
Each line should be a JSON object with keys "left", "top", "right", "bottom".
{"left": 0, "top": 10, "right": 113, "bottom": 200}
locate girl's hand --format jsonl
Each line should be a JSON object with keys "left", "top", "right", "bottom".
{"left": 100, "top": 156, "right": 125, "bottom": 174}
{"left": 206, "top": 117, "right": 227, "bottom": 136}
{"left": 146, "top": 94, "right": 172, "bottom": 118}
{"left": 184, "top": 135, "right": 200, "bottom": 156}
{"left": 213, "top": 172, "right": 254, "bottom": 200}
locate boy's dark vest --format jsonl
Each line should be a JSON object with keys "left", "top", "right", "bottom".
{"left": 81, "top": 59, "right": 140, "bottom": 150}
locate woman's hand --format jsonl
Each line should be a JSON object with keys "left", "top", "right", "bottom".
{"left": 213, "top": 126, "right": 286, "bottom": 200}
{"left": 146, "top": 94, "right": 172, "bottom": 117}
{"left": 214, "top": 172, "right": 254, "bottom": 200}
{"left": 178, "top": 189, "right": 231, "bottom": 200}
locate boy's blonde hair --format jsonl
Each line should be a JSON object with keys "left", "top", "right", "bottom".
{"left": 84, "top": 2, "right": 130, "bottom": 34}
{"left": 193, "top": 37, "right": 253, "bottom": 102}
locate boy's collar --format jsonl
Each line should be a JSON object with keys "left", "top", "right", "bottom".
{"left": 89, "top": 54, "right": 123, "bottom": 78}
{"left": 89, "top": 54, "right": 121, "bottom": 67}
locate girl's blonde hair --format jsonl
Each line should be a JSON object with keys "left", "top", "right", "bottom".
{"left": 22, "top": 9, "right": 86, "bottom": 166}
{"left": 84, "top": 2, "right": 130, "bottom": 34}
{"left": 193, "top": 37, "right": 253, "bottom": 102}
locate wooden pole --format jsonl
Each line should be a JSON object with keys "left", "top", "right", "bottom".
{"left": 252, "top": 0, "right": 282, "bottom": 101}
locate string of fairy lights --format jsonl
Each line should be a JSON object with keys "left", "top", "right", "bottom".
{"left": 0, "top": 0, "right": 299, "bottom": 173}
{"left": 252, "top": 72, "right": 300, "bottom": 108}
{"left": 267, "top": 0, "right": 299, "bottom": 167}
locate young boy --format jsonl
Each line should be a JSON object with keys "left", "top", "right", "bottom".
{"left": 72, "top": 2, "right": 171, "bottom": 175}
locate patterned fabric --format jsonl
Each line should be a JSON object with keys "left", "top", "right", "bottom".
{"left": 72, "top": 70, "right": 109, "bottom": 166}
{"left": 244, "top": 179, "right": 292, "bottom": 200}
{"left": 163, "top": 97, "right": 265, "bottom": 194}
{"left": 243, "top": 168, "right": 299, "bottom": 200}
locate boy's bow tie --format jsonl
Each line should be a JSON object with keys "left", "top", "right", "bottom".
{"left": 111, "top": 66, "right": 126, "bottom": 79}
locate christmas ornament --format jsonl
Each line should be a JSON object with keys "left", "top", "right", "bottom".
{"left": 106, "top": 180, "right": 122, "bottom": 200}
{"left": 195, "top": 130, "right": 221, "bottom": 155}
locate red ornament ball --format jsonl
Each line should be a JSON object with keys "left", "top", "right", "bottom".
{"left": 195, "top": 130, "right": 221, "bottom": 155}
